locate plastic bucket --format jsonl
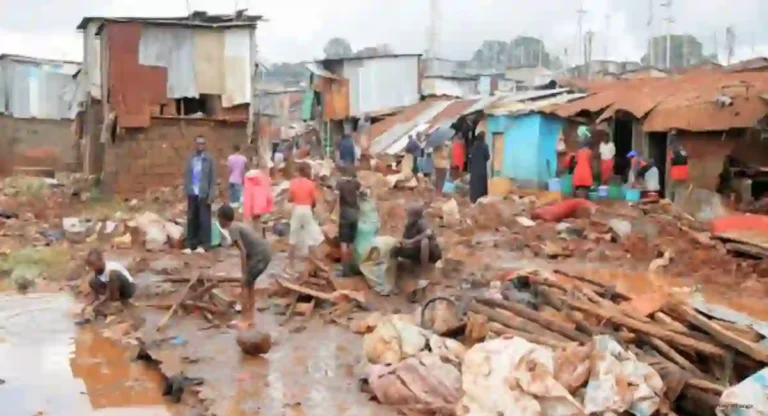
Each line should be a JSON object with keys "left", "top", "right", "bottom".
{"left": 560, "top": 175, "right": 573, "bottom": 196}
{"left": 547, "top": 178, "right": 561, "bottom": 193}
{"left": 625, "top": 189, "right": 641, "bottom": 202}
{"left": 597, "top": 185, "right": 609, "bottom": 199}
{"left": 608, "top": 184, "right": 623, "bottom": 200}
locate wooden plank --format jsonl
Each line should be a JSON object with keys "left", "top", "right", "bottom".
{"left": 469, "top": 302, "right": 571, "bottom": 343}
{"left": 487, "top": 322, "right": 571, "bottom": 349}
{"left": 674, "top": 305, "right": 768, "bottom": 363}
{"left": 156, "top": 274, "right": 200, "bottom": 331}
{"left": 556, "top": 295, "right": 727, "bottom": 357}
{"left": 477, "top": 297, "right": 591, "bottom": 343}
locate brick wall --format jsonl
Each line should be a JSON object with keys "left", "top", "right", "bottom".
{"left": 104, "top": 117, "right": 248, "bottom": 196}
{"left": 0, "top": 115, "right": 78, "bottom": 175}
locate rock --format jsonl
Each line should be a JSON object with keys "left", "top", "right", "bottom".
{"left": 442, "top": 199, "right": 460, "bottom": 227}
{"left": 135, "top": 212, "right": 168, "bottom": 251}
{"left": 515, "top": 216, "right": 536, "bottom": 227}
{"left": 163, "top": 222, "right": 185, "bottom": 248}
{"left": 112, "top": 233, "right": 133, "bottom": 249}
{"left": 62, "top": 217, "right": 94, "bottom": 244}
{"left": 608, "top": 219, "right": 632, "bottom": 240}
{"left": 236, "top": 329, "right": 272, "bottom": 356}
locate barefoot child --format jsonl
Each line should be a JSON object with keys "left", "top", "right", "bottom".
{"left": 217, "top": 204, "right": 272, "bottom": 329}
{"left": 81, "top": 249, "right": 136, "bottom": 317}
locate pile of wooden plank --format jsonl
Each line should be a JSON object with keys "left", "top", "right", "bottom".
{"left": 145, "top": 273, "right": 238, "bottom": 330}
{"left": 467, "top": 268, "right": 768, "bottom": 414}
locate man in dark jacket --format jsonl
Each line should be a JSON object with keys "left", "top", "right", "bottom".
{"left": 184, "top": 136, "right": 216, "bottom": 253}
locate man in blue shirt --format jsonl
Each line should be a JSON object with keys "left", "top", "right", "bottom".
{"left": 183, "top": 136, "right": 216, "bottom": 253}
{"left": 337, "top": 134, "right": 356, "bottom": 167}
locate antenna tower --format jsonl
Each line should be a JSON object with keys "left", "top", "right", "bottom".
{"left": 661, "top": 0, "right": 674, "bottom": 69}
{"left": 576, "top": 4, "right": 588, "bottom": 67}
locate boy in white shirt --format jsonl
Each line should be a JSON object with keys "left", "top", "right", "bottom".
{"left": 81, "top": 249, "right": 136, "bottom": 317}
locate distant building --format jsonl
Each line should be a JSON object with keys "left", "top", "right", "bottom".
{"left": 421, "top": 75, "right": 478, "bottom": 98}
{"left": 0, "top": 54, "right": 81, "bottom": 174}
{"left": 75, "top": 10, "right": 262, "bottom": 195}
{"left": 642, "top": 34, "right": 704, "bottom": 69}
{"left": 307, "top": 54, "right": 421, "bottom": 155}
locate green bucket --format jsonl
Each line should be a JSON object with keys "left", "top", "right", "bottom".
{"left": 560, "top": 174, "right": 573, "bottom": 196}
{"left": 608, "top": 184, "right": 624, "bottom": 200}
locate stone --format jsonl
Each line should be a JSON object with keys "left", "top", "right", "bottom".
{"left": 236, "top": 329, "right": 272, "bottom": 356}
{"left": 11, "top": 264, "right": 41, "bottom": 293}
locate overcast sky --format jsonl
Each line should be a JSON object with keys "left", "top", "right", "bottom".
{"left": 0, "top": 0, "right": 766, "bottom": 65}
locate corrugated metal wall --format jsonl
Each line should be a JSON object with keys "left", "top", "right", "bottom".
{"left": 421, "top": 77, "right": 478, "bottom": 98}
{"left": 342, "top": 56, "right": 420, "bottom": 116}
{"left": 0, "top": 59, "right": 76, "bottom": 120}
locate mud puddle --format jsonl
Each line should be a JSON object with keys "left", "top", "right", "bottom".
{"left": 0, "top": 293, "right": 171, "bottom": 416}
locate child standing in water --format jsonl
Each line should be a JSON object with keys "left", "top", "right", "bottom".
{"left": 81, "top": 249, "right": 136, "bottom": 317}
{"left": 217, "top": 205, "right": 272, "bottom": 330}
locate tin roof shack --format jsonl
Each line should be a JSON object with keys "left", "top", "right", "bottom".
{"left": 75, "top": 11, "right": 262, "bottom": 196}
{"left": 421, "top": 75, "right": 479, "bottom": 98}
{"left": 257, "top": 88, "right": 307, "bottom": 141}
{"left": 0, "top": 54, "right": 81, "bottom": 174}
{"left": 545, "top": 63, "right": 768, "bottom": 208}
{"left": 307, "top": 54, "right": 421, "bottom": 156}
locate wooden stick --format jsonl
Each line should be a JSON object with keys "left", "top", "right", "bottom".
{"left": 557, "top": 296, "right": 727, "bottom": 357}
{"left": 163, "top": 276, "right": 241, "bottom": 284}
{"left": 276, "top": 278, "right": 365, "bottom": 303}
{"left": 487, "top": 322, "right": 572, "bottom": 349}
{"left": 476, "top": 298, "right": 590, "bottom": 343}
{"left": 469, "top": 302, "right": 571, "bottom": 343}
{"left": 642, "top": 335, "right": 706, "bottom": 378}
{"left": 156, "top": 274, "right": 200, "bottom": 331}
{"left": 673, "top": 305, "right": 768, "bottom": 363}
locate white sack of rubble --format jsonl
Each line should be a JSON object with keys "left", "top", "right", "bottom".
{"left": 717, "top": 367, "right": 768, "bottom": 415}
{"left": 458, "top": 337, "right": 583, "bottom": 416}
{"left": 363, "top": 315, "right": 465, "bottom": 366}
{"left": 584, "top": 335, "right": 664, "bottom": 415}
{"left": 135, "top": 211, "right": 168, "bottom": 251}
{"left": 366, "top": 353, "right": 462, "bottom": 412}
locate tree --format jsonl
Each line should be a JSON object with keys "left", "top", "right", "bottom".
{"left": 470, "top": 40, "right": 509, "bottom": 71}
{"left": 354, "top": 43, "right": 395, "bottom": 58}
{"left": 324, "top": 37, "right": 353, "bottom": 59}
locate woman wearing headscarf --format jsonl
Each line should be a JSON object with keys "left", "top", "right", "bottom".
{"left": 469, "top": 132, "right": 490, "bottom": 203}
{"left": 572, "top": 141, "right": 594, "bottom": 198}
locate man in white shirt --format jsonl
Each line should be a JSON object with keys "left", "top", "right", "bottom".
{"left": 599, "top": 135, "right": 616, "bottom": 184}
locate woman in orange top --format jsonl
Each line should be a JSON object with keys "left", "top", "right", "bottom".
{"left": 287, "top": 163, "right": 324, "bottom": 276}
{"left": 572, "top": 144, "right": 594, "bottom": 198}
{"left": 450, "top": 136, "right": 466, "bottom": 178}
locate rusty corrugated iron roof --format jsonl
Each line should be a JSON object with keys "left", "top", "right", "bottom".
{"left": 78, "top": 10, "right": 262, "bottom": 30}
{"left": 547, "top": 67, "right": 768, "bottom": 132}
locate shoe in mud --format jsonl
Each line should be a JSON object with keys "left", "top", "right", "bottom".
{"left": 182, "top": 248, "right": 192, "bottom": 254}
{"left": 194, "top": 247, "right": 206, "bottom": 254}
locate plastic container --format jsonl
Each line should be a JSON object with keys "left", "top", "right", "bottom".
{"left": 547, "top": 178, "right": 561, "bottom": 193}
{"left": 560, "top": 174, "right": 573, "bottom": 196}
{"left": 608, "top": 184, "right": 624, "bottom": 200}
{"left": 353, "top": 199, "right": 380, "bottom": 265}
{"left": 597, "top": 185, "right": 609, "bottom": 199}
{"left": 442, "top": 180, "right": 455, "bottom": 194}
{"left": 588, "top": 192, "right": 599, "bottom": 201}
{"left": 625, "top": 188, "right": 641, "bottom": 202}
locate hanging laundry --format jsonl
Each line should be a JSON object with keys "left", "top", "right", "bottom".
{"left": 138, "top": 26, "right": 198, "bottom": 99}
{"left": 223, "top": 29, "right": 252, "bottom": 107}
{"left": 193, "top": 30, "right": 225, "bottom": 95}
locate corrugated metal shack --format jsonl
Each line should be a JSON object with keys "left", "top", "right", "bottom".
{"left": 543, "top": 60, "right": 768, "bottom": 202}
{"left": 0, "top": 54, "right": 81, "bottom": 174}
{"left": 421, "top": 75, "right": 479, "bottom": 98}
{"left": 0, "top": 54, "right": 79, "bottom": 120}
{"left": 75, "top": 10, "right": 263, "bottom": 195}
{"left": 306, "top": 54, "right": 421, "bottom": 156}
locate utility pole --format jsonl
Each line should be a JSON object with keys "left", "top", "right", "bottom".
{"left": 661, "top": 0, "right": 674, "bottom": 69}
{"left": 604, "top": 13, "right": 611, "bottom": 59}
{"left": 426, "top": 0, "right": 440, "bottom": 73}
{"left": 647, "top": 0, "right": 654, "bottom": 67}
{"left": 576, "top": 4, "right": 588, "bottom": 68}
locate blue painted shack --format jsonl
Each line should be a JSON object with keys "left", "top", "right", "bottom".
{"left": 486, "top": 113, "right": 565, "bottom": 188}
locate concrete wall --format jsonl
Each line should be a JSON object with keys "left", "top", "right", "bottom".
{"left": 104, "top": 117, "right": 247, "bottom": 196}
{"left": 0, "top": 114, "right": 78, "bottom": 175}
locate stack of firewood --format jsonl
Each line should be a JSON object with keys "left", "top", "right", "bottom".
{"left": 466, "top": 268, "right": 768, "bottom": 414}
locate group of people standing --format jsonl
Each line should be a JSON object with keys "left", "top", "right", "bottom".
{"left": 562, "top": 126, "right": 690, "bottom": 201}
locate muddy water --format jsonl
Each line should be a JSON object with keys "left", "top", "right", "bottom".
{"left": 0, "top": 293, "right": 171, "bottom": 416}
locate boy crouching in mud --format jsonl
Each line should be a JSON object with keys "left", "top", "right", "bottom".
{"left": 81, "top": 248, "right": 136, "bottom": 317}
{"left": 217, "top": 204, "right": 272, "bottom": 330}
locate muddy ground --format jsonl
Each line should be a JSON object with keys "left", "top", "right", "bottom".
{"left": 0, "top": 173, "right": 767, "bottom": 415}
